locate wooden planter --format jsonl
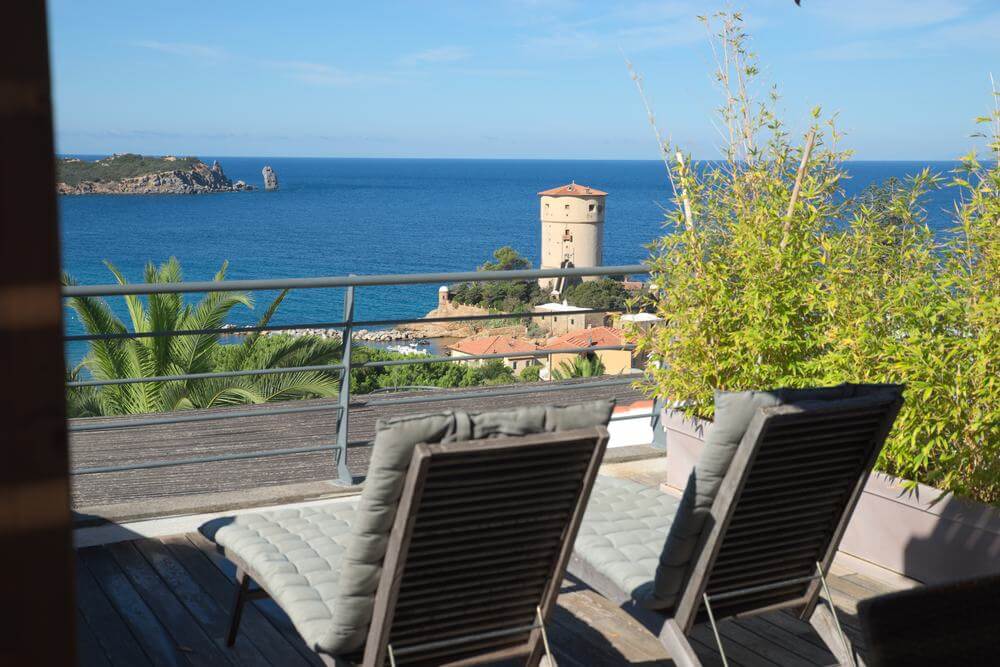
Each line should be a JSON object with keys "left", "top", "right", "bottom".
{"left": 662, "top": 408, "right": 1000, "bottom": 585}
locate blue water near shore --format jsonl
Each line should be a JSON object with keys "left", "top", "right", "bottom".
{"left": 60, "top": 157, "right": 966, "bottom": 365}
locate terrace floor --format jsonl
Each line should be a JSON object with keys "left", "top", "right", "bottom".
{"left": 74, "top": 459, "right": 914, "bottom": 667}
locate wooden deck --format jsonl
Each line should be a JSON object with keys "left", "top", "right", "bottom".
{"left": 70, "top": 379, "right": 644, "bottom": 523}
{"left": 75, "top": 533, "right": 899, "bottom": 667}
{"left": 74, "top": 460, "right": 911, "bottom": 666}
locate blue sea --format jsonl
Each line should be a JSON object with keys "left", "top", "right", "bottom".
{"left": 60, "top": 158, "right": 967, "bottom": 365}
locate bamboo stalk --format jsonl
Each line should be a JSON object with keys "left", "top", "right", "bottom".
{"left": 675, "top": 152, "right": 695, "bottom": 231}
{"left": 780, "top": 129, "right": 817, "bottom": 250}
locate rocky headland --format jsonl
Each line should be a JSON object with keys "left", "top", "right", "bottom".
{"left": 57, "top": 154, "right": 255, "bottom": 195}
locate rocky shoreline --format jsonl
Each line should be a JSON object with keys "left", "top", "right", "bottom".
{"left": 223, "top": 326, "right": 427, "bottom": 343}
{"left": 57, "top": 155, "right": 257, "bottom": 195}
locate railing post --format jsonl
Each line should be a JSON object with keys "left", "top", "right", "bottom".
{"left": 334, "top": 284, "right": 356, "bottom": 485}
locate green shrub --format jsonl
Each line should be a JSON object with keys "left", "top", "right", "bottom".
{"left": 518, "top": 364, "right": 542, "bottom": 382}
{"left": 351, "top": 348, "right": 515, "bottom": 392}
{"left": 635, "top": 12, "right": 999, "bottom": 503}
{"left": 561, "top": 278, "right": 631, "bottom": 311}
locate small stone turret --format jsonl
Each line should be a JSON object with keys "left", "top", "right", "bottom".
{"left": 262, "top": 165, "right": 279, "bottom": 191}
{"left": 438, "top": 285, "right": 451, "bottom": 309}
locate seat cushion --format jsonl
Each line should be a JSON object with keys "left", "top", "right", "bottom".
{"left": 574, "top": 475, "right": 681, "bottom": 600}
{"left": 324, "top": 399, "right": 614, "bottom": 654}
{"left": 200, "top": 500, "right": 358, "bottom": 652}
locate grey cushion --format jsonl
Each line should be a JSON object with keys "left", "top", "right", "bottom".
{"left": 200, "top": 501, "right": 358, "bottom": 652}
{"left": 324, "top": 399, "right": 615, "bottom": 654}
{"left": 644, "top": 383, "right": 885, "bottom": 610}
{"left": 575, "top": 476, "right": 681, "bottom": 599}
{"left": 202, "top": 399, "right": 614, "bottom": 657}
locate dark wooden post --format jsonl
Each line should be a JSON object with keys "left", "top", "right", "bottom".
{"left": 0, "top": 2, "right": 76, "bottom": 665}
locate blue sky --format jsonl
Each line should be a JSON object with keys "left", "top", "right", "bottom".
{"left": 48, "top": 1, "right": 998, "bottom": 160}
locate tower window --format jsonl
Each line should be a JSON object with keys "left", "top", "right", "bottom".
{"left": 564, "top": 204, "right": 570, "bottom": 210}
{"left": 588, "top": 203, "right": 595, "bottom": 211}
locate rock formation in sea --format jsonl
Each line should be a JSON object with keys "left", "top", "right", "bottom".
{"left": 262, "top": 165, "right": 279, "bottom": 191}
{"left": 56, "top": 154, "right": 256, "bottom": 195}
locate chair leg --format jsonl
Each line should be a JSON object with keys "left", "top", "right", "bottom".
{"left": 226, "top": 568, "right": 251, "bottom": 647}
{"left": 659, "top": 618, "right": 702, "bottom": 667}
{"left": 809, "top": 604, "right": 865, "bottom": 667}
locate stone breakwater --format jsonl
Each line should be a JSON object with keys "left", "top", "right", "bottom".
{"left": 223, "top": 326, "right": 423, "bottom": 343}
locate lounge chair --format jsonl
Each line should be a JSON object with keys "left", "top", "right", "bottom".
{"left": 570, "top": 384, "right": 904, "bottom": 666}
{"left": 201, "top": 400, "right": 613, "bottom": 666}
{"left": 858, "top": 573, "right": 1000, "bottom": 666}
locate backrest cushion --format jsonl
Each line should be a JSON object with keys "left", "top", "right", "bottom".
{"left": 322, "top": 399, "right": 614, "bottom": 654}
{"left": 641, "top": 384, "right": 866, "bottom": 610}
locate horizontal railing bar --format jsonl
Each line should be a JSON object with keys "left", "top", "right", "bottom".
{"left": 70, "top": 439, "right": 371, "bottom": 475}
{"left": 67, "top": 363, "right": 346, "bottom": 388}
{"left": 362, "top": 377, "right": 636, "bottom": 408}
{"left": 608, "top": 411, "right": 654, "bottom": 422}
{"left": 68, "top": 401, "right": 343, "bottom": 432}
{"left": 358, "top": 345, "right": 634, "bottom": 369}
{"left": 62, "top": 264, "right": 648, "bottom": 297}
{"left": 64, "top": 308, "right": 626, "bottom": 342}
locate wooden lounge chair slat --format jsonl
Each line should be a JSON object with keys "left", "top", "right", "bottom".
{"left": 394, "top": 583, "right": 547, "bottom": 612}
{"left": 416, "top": 481, "right": 584, "bottom": 509}
{"left": 418, "top": 468, "right": 587, "bottom": 498}
{"left": 413, "top": 495, "right": 578, "bottom": 527}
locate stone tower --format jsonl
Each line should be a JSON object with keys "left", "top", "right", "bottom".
{"left": 537, "top": 182, "right": 607, "bottom": 291}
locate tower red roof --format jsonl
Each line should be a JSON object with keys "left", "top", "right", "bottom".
{"left": 537, "top": 182, "right": 607, "bottom": 197}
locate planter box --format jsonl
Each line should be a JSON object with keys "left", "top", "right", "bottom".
{"left": 662, "top": 409, "right": 1000, "bottom": 585}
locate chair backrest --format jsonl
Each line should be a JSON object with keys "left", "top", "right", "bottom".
{"left": 361, "top": 426, "right": 609, "bottom": 666}
{"left": 673, "top": 388, "right": 903, "bottom": 629}
{"left": 858, "top": 573, "right": 1000, "bottom": 666}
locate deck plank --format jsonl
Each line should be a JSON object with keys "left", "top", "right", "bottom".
{"left": 732, "top": 617, "right": 834, "bottom": 666}
{"left": 107, "top": 540, "right": 235, "bottom": 667}
{"left": 78, "top": 546, "right": 188, "bottom": 666}
{"left": 75, "top": 608, "right": 114, "bottom": 667}
{"left": 160, "top": 535, "right": 314, "bottom": 666}
{"left": 75, "top": 553, "right": 153, "bottom": 667}
{"left": 132, "top": 538, "right": 273, "bottom": 667}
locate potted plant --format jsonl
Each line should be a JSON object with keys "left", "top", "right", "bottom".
{"left": 629, "top": 13, "right": 999, "bottom": 584}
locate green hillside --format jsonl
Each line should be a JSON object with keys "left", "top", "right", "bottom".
{"left": 57, "top": 154, "right": 203, "bottom": 186}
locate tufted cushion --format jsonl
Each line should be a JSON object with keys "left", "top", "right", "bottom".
{"left": 575, "top": 476, "right": 680, "bottom": 599}
{"left": 323, "top": 399, "right": 615, "bottom": 654}
{"left": 200, "top": 500, "right": 358, "bottom": 652}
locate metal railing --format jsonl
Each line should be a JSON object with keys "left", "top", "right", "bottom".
{"left": 63, "top": 263, "right": 651, "bottom": 484}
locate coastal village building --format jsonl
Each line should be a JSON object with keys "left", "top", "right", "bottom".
{"left": 537, "top": 182, "right": 606, "bottom": 292}
{"left": 617, "top": 312, "right": 663, "bottom": 333}
{"left": 533, "top": 300, "right": 606, "bottom": 336}
{"left": 541, "top": 326, "right": 632, "bottom": 377}
{"left": 447, "top": 335, "right": 540, "bottom": 373}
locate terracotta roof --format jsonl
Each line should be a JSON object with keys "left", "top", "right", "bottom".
{"left": 542, "top": 326, "right": 625, "bottom": 350}
{"left": 449, "top": 335, "right": 539, "bottom": 356}
{"left": 537, "top": 182, "right": 608, "bottom": 197}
